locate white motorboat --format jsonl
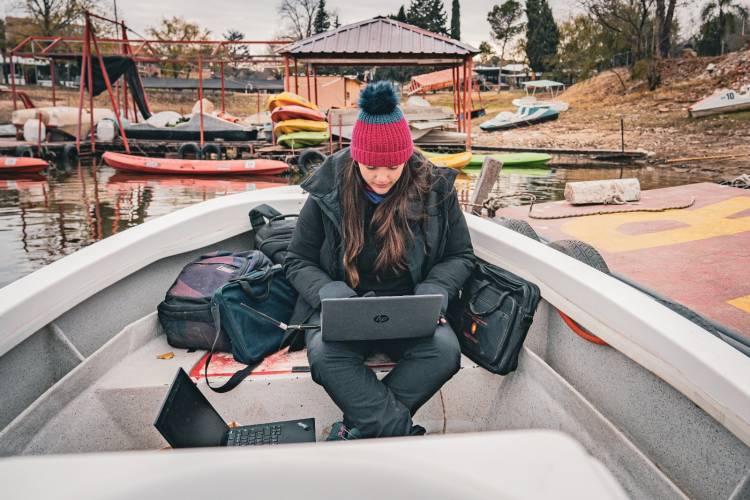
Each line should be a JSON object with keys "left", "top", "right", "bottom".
{"left": 511, "top": 95, "right": 569, "bottom": 112}
{"left": 0, "top": 186, "right": 748, "bottom": 499}
{"left": 689, "top": 87, "right": 750, "bottom": 118}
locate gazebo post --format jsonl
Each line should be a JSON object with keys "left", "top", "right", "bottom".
{"left": 294, "top": 59, "right": 299, "bottom": 94}
{"left": 283, "top": 56, "right": 290, "bottom": 92}
{"left": 451, "top": 66, "right": 457, "bottom": 116}
{"left": 462, "top": 58, "right": 468, "bottom": 140}
{"left": 306, "top": 63, "right": 311, "bottom": 101}
{"left": 84, "top": 16, "right": 96, "bottom": 153}
{"left": 313, "top": 65, "right": 318, "bottom": 105}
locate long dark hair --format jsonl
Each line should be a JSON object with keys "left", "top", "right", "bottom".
{"left": 340, "top": 154, "right": 432, "bottom": 288}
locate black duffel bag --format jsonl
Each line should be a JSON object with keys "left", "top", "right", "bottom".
{"left": 447, "top": 261, "right": 541, "bottom": 375}
{"left": 249, "top": 204, "right": 299, "bottom": 264}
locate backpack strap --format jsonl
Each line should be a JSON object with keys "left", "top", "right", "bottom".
{"left": 204, "top": 300, "right": 316, "bottom": 394}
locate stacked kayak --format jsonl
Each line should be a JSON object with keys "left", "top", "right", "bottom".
{"left": 480, "top": 106, "right": 559, "bottom": 131}
{"left": 102, "top": 152, "right": 288, "bottom": 176}
{"left": 0, "top": 156, "right": 48, "bottom": 174}
{"left": 422, "top": 151, "right": 472, "bottom": 169}
{"left": 268, "top": 92, "right": 329, "bottom": 148}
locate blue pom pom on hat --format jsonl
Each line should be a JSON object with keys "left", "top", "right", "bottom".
{"left": 350, "top": 81, "right": 414, "bottom": 167}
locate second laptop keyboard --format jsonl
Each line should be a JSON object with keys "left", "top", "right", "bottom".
{"left": 227, "top": 424, "right": 282, "bottom": 446}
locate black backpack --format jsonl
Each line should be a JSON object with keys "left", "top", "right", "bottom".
{"left": 447, "top": 261, "right": 541, "bottom": 375}
{"left": 249, "top": 204, "right": 299, "bottom": 264}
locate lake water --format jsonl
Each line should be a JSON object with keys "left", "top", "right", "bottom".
{"left": 0, "top": 160, "right": 716, "bottom": 288}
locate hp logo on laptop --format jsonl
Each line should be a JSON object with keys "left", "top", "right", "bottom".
{"left": 373, "top": 314, "right": 390, "bottom": 324}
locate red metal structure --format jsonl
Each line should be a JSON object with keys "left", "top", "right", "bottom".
{"left": 9, "top": 13, "right": 291, "bottom": 154}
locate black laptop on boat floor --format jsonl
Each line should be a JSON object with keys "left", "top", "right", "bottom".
{"left": 155, "top": 368, "right": 316, "bottom": 448}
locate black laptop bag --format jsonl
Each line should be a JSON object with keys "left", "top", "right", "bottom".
{"left": 249, "top": 204, "right": 299, "bottom": 264}
{"left": 447, "top": 261, "right": 541, "bottom": 375}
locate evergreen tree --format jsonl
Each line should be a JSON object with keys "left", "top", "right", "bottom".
{"left": 313, "top": 0, "right": 331, "bottom": 34}
{"left": 450, "top": 0, "right": 461, "bottom": 39}
{"left": 407, "top": 0, "right": 448, "bottom": 35}
{"left": 396, "top": 5, "right": 408, "bottom": 22}
{"left": 525, "top": 0, "right": 559, "bottom": 72}
{"left": 488, "top": 0, "right": 523, "bottom": 65}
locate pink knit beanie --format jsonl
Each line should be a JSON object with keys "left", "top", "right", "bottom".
{"left": 350, "top": 81, "right": 413, "bottom": 167}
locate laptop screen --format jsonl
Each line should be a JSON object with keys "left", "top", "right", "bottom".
{"left": 154, "top": 369, "right": 228, "bottom": 448}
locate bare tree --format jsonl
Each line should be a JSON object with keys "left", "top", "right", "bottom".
{"left": 278, "top": 0, "right": 319, "bottom": 40}
{"left": 16, "top": 0, "right": 100, "bottom": 36}
{"left": 581, "top": 0, "right": 655, "bottom": 61}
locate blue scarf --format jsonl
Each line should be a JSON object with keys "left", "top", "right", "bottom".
{"left": 364, "top": 188, "right": 386, "bottom": 204}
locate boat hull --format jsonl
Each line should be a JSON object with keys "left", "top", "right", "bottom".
{"left": 480, "top": 109, "right": 559, "bottom": 131}
{"left": 102, "top": 152, "right": 288, "bottom": 176}
{"left": 0, "top": 156, "right": 48, "bottom": 174}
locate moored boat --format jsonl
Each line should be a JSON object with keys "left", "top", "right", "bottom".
{"left": 277, "top": 130, "right": 330, "bottom": 148}
{"left": 273, "top": 119, "right": 330, "bottom": 137}
{"left": 468, "top": 152, "right": 552, "bottom": 168}
{"left": 0, "top": 156, "right": 49, "bottom": 174}
{"left": 102, "top": 151, "right": 289, "bottom": 176}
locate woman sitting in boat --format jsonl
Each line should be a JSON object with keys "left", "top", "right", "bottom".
{"left": 284, "top": 82, "right": 475, "bottom": 440}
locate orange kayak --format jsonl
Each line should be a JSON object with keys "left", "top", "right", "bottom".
{"left": 102, "top": 152, "right": 289, "bottom": 176}
{"left": 0, "top": 156, "right": 48, "bottom": 174}
{"left": 271, "top": 105, "right": 326, "bottom": 122}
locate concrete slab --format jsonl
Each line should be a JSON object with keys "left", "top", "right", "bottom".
{"left": 500, "top": 182, "right": 750, "bottom": 339}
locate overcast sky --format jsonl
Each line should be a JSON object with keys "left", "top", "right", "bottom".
{"left": 3, "top": 0, "right": 703, "bottom": 51}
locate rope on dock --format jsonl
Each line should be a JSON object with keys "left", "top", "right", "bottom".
{"left": 527, "top": 197, "right": 696, "bottom": 219}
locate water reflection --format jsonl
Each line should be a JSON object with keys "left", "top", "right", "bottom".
{"left": 0, "top": 160, "right": 290, "bottom": 288}
{"left": 0, "top": 160, "right": 715, "bottom": 288}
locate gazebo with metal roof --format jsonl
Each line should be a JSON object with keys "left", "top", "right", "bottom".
{"left": 277, "top": 17, "right": 479, "bottom": 149}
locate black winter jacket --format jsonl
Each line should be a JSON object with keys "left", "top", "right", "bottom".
{"left": 284, "top": 147, "right": 475, "bottom": 326}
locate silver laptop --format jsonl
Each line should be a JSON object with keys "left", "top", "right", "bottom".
{"left": 321, "top": 294, "right": 443, "bottom": 341}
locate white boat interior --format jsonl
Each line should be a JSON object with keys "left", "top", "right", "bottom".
{"left": 0, "top": 186, "right": 749, "bottom": 499}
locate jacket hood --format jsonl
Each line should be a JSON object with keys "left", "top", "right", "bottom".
{"left": 300, "top": 147, "right": 459, "bottom": 200}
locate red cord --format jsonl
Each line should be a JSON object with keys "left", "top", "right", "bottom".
{"left": 557, "top": 310, "right": 609, "bottom": 346}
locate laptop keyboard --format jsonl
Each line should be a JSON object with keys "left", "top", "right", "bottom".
{"left": 227, "top": 425, "right": 282, "bottom": 446}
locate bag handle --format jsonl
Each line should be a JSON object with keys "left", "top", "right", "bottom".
{"left": 469, "top": 285, "right": 511, "bottom": 316}
{"left": 249, "top": 204, "right": 298, "bottom": 231}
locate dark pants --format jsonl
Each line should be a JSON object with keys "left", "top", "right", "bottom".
{"left": 305, "top": 319, "right": 461, "bottom": 438}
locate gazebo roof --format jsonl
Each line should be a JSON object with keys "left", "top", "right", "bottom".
{"left": 278, "top": 17, "right": 478, "bottom": 65}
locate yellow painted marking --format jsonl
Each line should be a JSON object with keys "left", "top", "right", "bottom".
{"left": 561, "top": 197, "right": 750, "bottom": 253}
{"left": 728, "top": 295, "right": 750, "bottom": 314}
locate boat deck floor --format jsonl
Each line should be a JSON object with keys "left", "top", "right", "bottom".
{"left": 500, "top": 182, "right": 750, "bottom": 339}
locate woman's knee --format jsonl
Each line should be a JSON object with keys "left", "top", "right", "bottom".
{"left": 431, "top": 326, "right": 461, "bottom": 374}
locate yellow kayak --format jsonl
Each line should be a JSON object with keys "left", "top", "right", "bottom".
{"left": 423, "top": 151, "right": 472, "bottom": 169}
{"left": 273, "top": 118, "right": 329, "bottom": 137}
{"left": 268, "top": 92, "right": 319, "bottom": 112}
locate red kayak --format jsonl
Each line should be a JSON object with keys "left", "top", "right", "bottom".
{"left": 0, "top": 156, "right": 48, "bottom": 174}
{"left": 271, "top": 105, "right": 327, "bottom": 123}
{"left": 102, "top": 152, "right": 289, "bottom": 176}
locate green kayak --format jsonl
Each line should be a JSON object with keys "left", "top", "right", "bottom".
{"left": 277, "top": 130, "right": 330, "bottom": 148}
{"left": 422, "top": 150, "right": 551, "bottom": 169}
{"left": 468, "top": 152, "right": 551, "bottom": 168}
